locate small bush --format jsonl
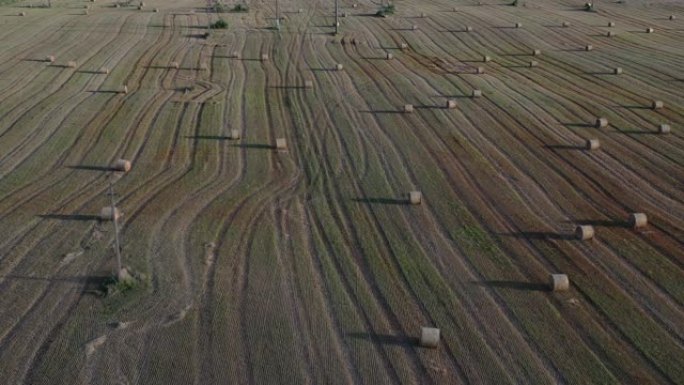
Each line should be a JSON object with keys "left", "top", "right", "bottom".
{"left": 231, "top": 3, "right": 248, "bottom": 12}
{"left": 211, "top": 19, "right": 228, "bottom": 29}
{"left": 375, "top": 4, "right": 395, "bottom": 17}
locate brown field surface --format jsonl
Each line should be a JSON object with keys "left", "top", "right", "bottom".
{"left": 0, "top": 0, "right": 682, "bottom": 383}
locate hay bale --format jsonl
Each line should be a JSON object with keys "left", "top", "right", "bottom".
{"left": 658, "top": 124, "right": 671, "bottom": 134}
{"left": 606, "top": 31, "right": 615, "bottom": 37}
{"left": 515, "top": 22, "right": 523, "bottom": 28}
{"left": 400, "top": 43, "right": 408, "bottom": 50}
{"left": 409, "top": 191, "right": 422, "bottom": 205}
{"left": 336, "top": 63, "right": 344, "bottom": 71}
{"left": 669, "top": 15, "right": 676, "bottom": 20}
{"left": 595, "top": 118, "right": 608, "bottom": 128}
{"left": 608, "top": 21, "right": 615, "bottom": 27}
{"left": 299, "top": 8, "right": 304, "bottom": 13}
{"left": 628, "top": 213, "right": 647, "bottom": 228}
{"left": 230, "top": 129, "right": 240, "bottom": 139}
{"left": 532, "top": 49, "right": 541, "bottom": 56}
{"left": 412, "top": 25, "right": 418, "bottom": 31}
{"left": 613, "top": 67, "right": 623, "bottom": 75}
{"left": 386, "top": 52, "right": 393, "bottom": 60}
{"left": 19, "top": 11, "right": 26, "bottom": 16}
{"left": 100, "top": 67, "right": 110, "bottom": 74}
{"left": 46, "top": 55, "right": 55, "bottom": 63}
{"left": 67, "top": 61, "right": 77, "bottom": 68}
{"left": 483, "top": 55, "right": 491, "bottom": 62}
{"left": 170, "top": 62, "right": 179, "bottom": 69}
{"left": 472, "top": 90, "right": 482, "bottom": 98}
{"left": 562, "top": 21, "right": 571, "bottom": 27}
{"left": 476, "top": 66, "right": 485, "bottom": 74}
{"left": 646, "top": 27, "right": 654, "bottom": 33}
{"left": 404, "top": 104, "right": 414, "bottom": 113}
{"left": 304, "top": 79, "right": 313, "bottom": 89}
{"left": 652, "top": 100, "right": 664, "bottom": 110}
{"left": 585, "top": 44, "right": 593, "bottom": 51}
{"left": 352, "top": 3, "right": 357, "bottom": 8}
{"left": 100, "top": 207, "right": 121, "bottom": 221}
{"left": 575, "top": 225, "right": 594, "bottom": 240}
{"left": 154, "top": 8, "right": 159, "bottom": 12}
{"left": 199, "top": 63, "right": 208, "bottom": 71}
{"left": 275, "top": 138, "right": 287, "bottom": 150}
{"left": 549, "top": 274, "right": 569, "bottom": 292}
{"left": 586, "top": 138, "right": 600, "bottom": 150}
{"left": 446, "top": 100, "right": 457, "bottom": 109}
{"left": 121, "top": 85, "right": 128, "bottom": 94}
{"left": 465, "top": 26, "right": 473, "bottom": 32}
{"left": 261, "top": 54, "right": 269, "bottom": 62}
{"left": 529, "top": 60, "right": 538, "bottom": 67}
{"left": 112, "top": 159, "right": 132, "bottom": 172}
{"left": 138, "top": 5, "right": 143, "bottom": 10}
{"left": 421, "top": 12, "right": 426, "bottom": 18}
{"left": 419, "top": 327, "right": 440, "bottom": 348}
{"left": 84, "top": 10, "right": 89, "bottom": 15}
{"left": 232, "top": 52, "right": 241, "bottom": 59}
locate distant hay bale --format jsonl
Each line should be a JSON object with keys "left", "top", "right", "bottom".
{"left": 386, "top": 52, "right": 393, "bottom": 60}
{"left": 483, "top": 55, "right": 491, "bottom": 62}
{"left": 341, "top": 12, "right": 347, "bottom": 17}
{"left": 562, "top": 21, "right": 571, "bottom": 27}
{"left": 299, "top": 8, "right": 304, "bottom": 13}
{"left": 352, "top": 3, "right": 357, "bottom": 8}
{"left": 100, "top": 67, "right": 110, "bottom": 74}
{"left": 412, "top": 25, "right": 418, "bottom": 30}
{"left": 606, "top": 31, "right": 615, "bottom": 37}
{"left": 476, "top": 66, "right": 485, "bottom": 74}
{"left": 613, "top": 67, "right": 623, "bottom": 75}
{"left": 67, "top": 61, "right": 77, "bottom": 68}
{"left": 628, "top": 213, "right": 647, "bottom": 229}
{"left": 400, "top": 43, "right": 408, "bottom": 50}
{"left": 419, "top": 327, "right": 440, "bottom": 348}
{"left": 465, "top": 26, "right": 473, "bottom": 32}
{"left": 230, "top": 129, "right": 240, "bottom": 139}
{"left": 529, "top": 60, "right": 538, "bottom": 67}
{"left": 586, "top": 138, "right": 600, "bottom": 150}
{"left": 446, "top": 100, "right": 457, "bottom": 109}
{"left": 409, "top": 191, "right": 422, "bottom": 205}
{"left": 336, "top": 63, "right": 344, "bottom": 71}
{"left": 199, "top": 63, "right": 208, "bottom": 71}
{"left": 19, "top": 11, "right": 26, "bottom": 16}
{"left": 138, "top": 5, "right": 143, "bottom": 10}
{"left": 669, "top": 15, "right": 676, "bottom": 20}
{"left": 261, "top": 53, "right": 269, "bottom": 62}
{"left": 515, "top": 22, "right": 522, "bottom": 28}
{"left": 170, "top": 61, "right": 180, "bottom": 69}
{"left": 532, "top": 49, "right": 541, "bottom": 56}
{"left": 231, "top": 52, "right": 241, "bottom": 59}
{"left": 275, "top": 138, "right": 287, "bottom": 150}
{"left": 549, "top": 274, "right": 569, "bottom": 292}
{"left": 100, "top": 207, "right": 121, "bottom": 221}
{"left": 46, "top": 55, "right": 55, "bottom": 63}
{"left": 575, "top": 225, "right": 594, "bottom": 240}
{"left": 472, "top": 90, "right": 482, "bottom": 98}
{"left": 84, "top": 10, "right": 89, "bottom": 15}
{"left": 154, "top": 8, "right": 159, "bottom": 12}
{"left": 304, "top": 79, "right": 313, "bottom": 88}
{"left": 595, "top": 118, "right": 608, "bottom": 128}
{"left": 652, "top": 100, "right": 664, "bottom": 110}
{"left": 585, "top": 44, "right": 593, "bottom": 51}
{"left": 404, "top": 104, "right": 414, "bottom": 113}
{"left": 112, "top": 159, "right": 132, "bottom": 172}
{"left": 121, "top": 85, "right": 128, "bottom": 94}
{"left": 658, "top": 124, "right": 671, "bottom": 134}
{"left": 421, "top": 12, "right": 426, "bottom": 18}
{"left": 646, "top": 27, "right": 654, "bottom": 33}
{"left": 608, "top": 21, "right": 615, "bottom": 27}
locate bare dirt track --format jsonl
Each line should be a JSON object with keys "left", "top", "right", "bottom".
{"left": 0, "top": 0, "right": 682, "bottom": 384}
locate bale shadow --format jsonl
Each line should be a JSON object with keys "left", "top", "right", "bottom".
{"left": 309, "top": 67, "right": 337, "bottom": 72}
{"left": 38, "top": 214, "right": 101, "bottom": 221}
{"left": 0, "top": 274, "right": 111, "bottom": 292}
{"left": 614, "top": 130, "right": 657, "bottom": 135}
{"left": 562, "top": 122, "right": 594, "bottom": 128}
{"left": 87, "top": 90, "right": 123, "bottom": 94}
{"left": 22, "top": 58, "right": 49, "bottom": 63}
{"left": 346, "top": 332, "right": 417, "bottom": 347}
{"left": 585, "top": 71, "right": 616, "bottom": 75}
{"left": 352, "top": 197, "right": 407, "bottom": 205}
{"left": 544, "top": 144, "right": 583, "bottom": 150}
{"left": 359, "top": 109, "right": 404, "bottom": 114}
{"left": 184, "top": 33, "right": 209, "bottom": 39}
{"left": 185, "top": 135, "right": 230, "bottom": 140}
{"left": 67, "top": 165, "right": 116, "bottom": 172}
{"left": 231, "top": 143, "right": 274, "bottom": 150}
{"left": 77, "top": 70, "right": 107, "bottom": 75}
{"left": 498, "top": 231, "right": 574, "bottom": 240}
{"left": 563, "top": 219, "right": 626, "bottom": 228}
{"left": 619, "top": 105, "right": 650, "bottom": 110}
{"left": 471, "top": 280, "right": 549, "bottom": 292}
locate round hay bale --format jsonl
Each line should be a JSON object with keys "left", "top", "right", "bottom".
{"left": 421, "top": 12, "right": 426, "bottom": 18}
{"left": 154, "top": 8, "right": 159, "bottom": 12}
{"left": 586, "top": 138, "right": 600, "bottom": 150}
{"left": 409, "top": 191, "right": 422, "bottom": 205}
{"left": 575, "top": 225, "right": 594, "bottom": 241}
{"left": 304, "top": 79, "right": 314, "bottom": 89}
{"left": 412, "top": 25, "right": 418, "bottom": 31}
{"left": 606, "top": 31, "right": 615, "bottom": 37}
{"left": 419, "top": 327, "right": 440, "bottom": 348}
{"left": 170, "top": 62, "right": 179, "bottom": 69}
{"left": 658, "top": 124, "right": 671, "bottom": 134}
{"left": 84, "top": 10, "right": 89, "bottom": 15}
{"left": 608, "top": 21, "right": 615, "bottom": 27}
{"left": 585, "top": 44, "right": 593, "bottom": 51}
{"left": 46, "top": 55, "right": 55, "bottom": 63}
{"left": 529, "top": 60, "right": 538, "bottom": 67}
{"left": 100, "top": 67, "right": 110, "bottom": 74}
{"left": 386, "top": 52, "right": 393, "bottom": 60}
{"left": 628, "top": 213, "right": 647, "bottom": 228}
{"left": 261, "top": 53, "right": 269, "bottom": 62}
{"left": 67, "top": 61, "right": 77, "bottom": 68}
{"left": 230, "top": 129, "right": 240, "bottom": 139}
{"left": 646, "top": 27, "right": 654, "bottom": 33}
{"left": 232, "top": 52, "right": 241, "bottom": 59}
{"left": 138, "top": 5, "right": 143, "bottom": 10}
{"left": 446, "top": 100, "right": 457, "bottom": 109}
{"left": 335, "top": 63, "right": 344, "bottom": 71}
{"left": 275, "top": 138, "right": 287, "bottom": 150}
{"left": 19, "top": 11, "right": 26, "bottom": 16}
{"left": 483, "top": 55, "right": 491, "bottom": 62}
{"left": 112, "top": 159, "right": 131, "bottom": 172}
{"left": 562, "top": 21, "right": 571, "bottom": 27}
{"left": 669, "top": 15, "right": 675, "bottom": 20}
{"left": 595, "top": 118, "right": 608, "bottom": 128}
{"left": 652, "top": 100, "right": 664, "bottom": 110}
{"left": 549, "top": 274, "right": 569, "bottom": 292}
{"left": 403, "top": 104, "right": 414, "bottom": 113}
{"left": 532, "top": 49, "right": 541, "bottom": 56}
{"left": 613, "top": 67, "right": 623, "bottom": 75}
{"left": 352, "top": 3, "right": 357, "bottom": 8}
{"left": 515, "top": 22, "right": 523, "bottom": 28}
{"left": 199, "top": 63, "right": 208, "bottom": 71}
{"left": 100, "top": 207, "right": 121, "bottom": 221}
{"left": 121, "top": 85, "right": 128, "bottom": 94}
{"left": 400, "top": 43, "right": 408, "bottom": 50}
{"left": 472, "top": 89, "right": 482, "bottom": 98}
{"left": 476, "top": 66, "right": 485, "bottom": 74}
{"left": 298, "top": 8, "right": 304, "bottom": 13}
{"left": 465, "top": 26, "right": 473, "bottom": 32}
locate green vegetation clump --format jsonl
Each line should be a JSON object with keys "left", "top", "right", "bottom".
{"left": 211, "top": 19, "right": 228, "bottom": 29}
{"left": 375, "top": 4, "right": 395, "bottom": 17}
{"left": 231, "top": 3, "right": 249, "bottom": 12}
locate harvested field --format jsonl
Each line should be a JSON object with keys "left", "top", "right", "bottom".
{"left": 0, "top": 0, "right": 682, "bottom": 384}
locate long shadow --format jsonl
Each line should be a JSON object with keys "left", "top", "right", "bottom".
{"left": 309, "top": 67, "right": 337, "bottom": 72}
{"left": 388, "top": 28, "right": 416, "bottom": 31}
{"left": 614, "top": 130, "right": 657, "bottom": 135}
{"left": 471, "top": 280, "right": 549, "bottom": 292}
{"left": 498, "top": 231, "right": 574, "bottom": 240}
{"left": 352, "top": 197, "right": 407, "bottom": 205}
{"left": 67, "top": 165, "right": 115, "bottom": 171}
{"left": 563, "top": 219, "right": 626, "bottom": 228}
{"left": 501, "top": 53, "right": 530, "bottom": 57}
{"left": 146, "top": 65, "right": 178, "bottom": 70}
{"left": 232, "top": 143, "right": 273, "bottom": 150}
{"left": 184, "top": 33, "right": 209, "bottom": 39}
{"left": 359, "top": 109, "right": 404, "bottom": 114}
{"left": 268, "top": 85, "right": 306, "bottom": 90}
{"left": 346, "top": 332, "right": 417, "bottom": 347}
{"left": 22, "top": 58, "right": 49, "bottom": 63}
{"left": 39, "top": 214, "right": 101, "bottom": 221}
{"left": 544, "top": 144, "right": 583, "bottom": 150}
{"left": 0, "top": 274, "right": 110, "bottom": 288}
{"left": 619, "top": 105, "right": 650, "bottom": 110}
{"left": 185, "top": 135, "right": 230, "bottom": 140}
{"left": 492, "top": 26, "right": 518, "bottom": 29}
{"left": 87, "top": 90, "right": 123, "bottom": 94}
{"left": 77, "top": 70, "right": 107, "bottom": 75}
{"left": 562, "top": 122, "right": 593, "bottom": 128}
{"left": 414, "top": 104, "right": 444, "bottom": 110}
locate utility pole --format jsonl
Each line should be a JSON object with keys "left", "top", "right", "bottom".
{"left": 108, "top": 176, "right": 123, "bottom": 277}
